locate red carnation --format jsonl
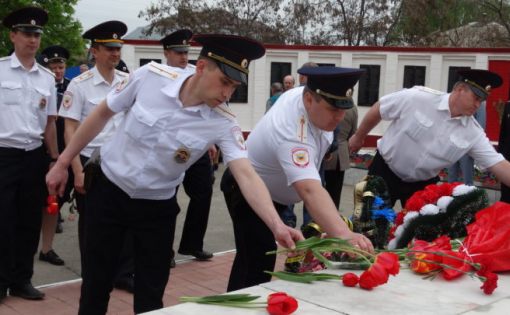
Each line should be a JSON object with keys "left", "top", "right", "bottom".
{"left": 342, "top": 273, "right": 359, "bottom": 287}
{"left": 480, "top": 272, "right": 498, "bottom": 295}
{"left": 267, "top": 292, "right": 298, "bottom": 315}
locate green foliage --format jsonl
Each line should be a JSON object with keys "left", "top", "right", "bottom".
{"left": 0, "top": 0, "right": 86, "bottom": 65}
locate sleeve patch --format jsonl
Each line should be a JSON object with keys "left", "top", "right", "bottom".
{"left": 291, "top": 147, "right": 310, "bottom": 168}
{"left": 62, "top": 91, "right": 73, "bottom": 108}
{"left": 231, "top": 126, "right": 246, "bottom": 150}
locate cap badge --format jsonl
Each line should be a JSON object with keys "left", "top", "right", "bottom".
{"left": 486, "top": 85, "right": 491, "bottom": 92}
{"left": 346, "top": 88, "right": 353, "bottom": 97}
{"left": 182, "top": 40, "right": 187, "bottom": 45}
{"left": 43, "top": 57, "right": 48, "bottom": 63}
{"left": 54, "top": 53, "right": 58, "bottom": 57}
{"left": 174, "top": 147, "right": 191, "bottom": 164}
{"left": 241, "top": 59, "right": 248, "bottom": 69}
{"left": 31, "top": 20, "right": 36, "bottom": 25}
{"left": 113, "top": 33, "right": 118, "bottom": 39}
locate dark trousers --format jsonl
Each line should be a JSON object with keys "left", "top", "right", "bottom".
{"left": 0, "top": 146, "right": 47, "bottom": 288}
{"left": 177, "top": 153, "right": 213, "bottom": 253}
{"left": 221, "top": 169, "right": 284, "bottom": 292}
{"left": 77, "top": 155, "right": 134, "bottom": 283}
{"left": 368, "top": 151, "right": 439, "bottom": 207}
{"left": 501, "top": 183, "right": 510, "bottom": 203}
{"left": 324, "top": 169, "right": 345, "bottom": 209}
{"left": 78, "top": 170, "right": 178, "bottom": 315}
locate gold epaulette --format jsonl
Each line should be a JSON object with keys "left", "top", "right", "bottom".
{"left": 296, "top": 114, "right": 308, "bottom": 143}
{"left": 73, "top": 70, "right": 94, "bottom": 83}
{"left": 415, "top": 86, "right": 444, "bottom": 95}
{"left": 213, "top": 104, "right": 237, "bottom": 122}
{"left": 148, "top": 61, "right": 179, "bottom": 80}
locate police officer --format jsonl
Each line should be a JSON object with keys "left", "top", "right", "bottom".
{"left": 38, "top": 45, "right": 70, "bottom": 266}
{"left": 57, "top": 21, "right": 134, "bottom": 292}
{"left": 222, "top": 67, "right": 374, "bottom": 291}
{"left": 47, "top": 34, "right": 302, "bottom": 314}
{"left": 161, "top": 29, "right": 214, "bottom": 266}
{"left": 349, "top": 69, "right": 510, "bottom": 206}
{"left": 0, "top": 6, "right": 58, "bottom": 301}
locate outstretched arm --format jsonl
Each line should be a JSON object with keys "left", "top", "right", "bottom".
{"left": 228, "top": 158, "right": 304, "bottom": 249}
{"left": 349, "top": 101, "right": 382, "bottom": 153}
{"left": 46, "top": 100, "right": 115, "bottom": 196}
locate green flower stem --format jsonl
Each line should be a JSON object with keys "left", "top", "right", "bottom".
{"left": 412, "top": 257, "right": 483, "bottom": 281}
{"left": 406, "top": 250, "right": 480, "bottom": 270}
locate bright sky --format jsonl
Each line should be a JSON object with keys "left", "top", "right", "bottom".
{"left": 73, "top": 0, "right": 150, "bottom": 33}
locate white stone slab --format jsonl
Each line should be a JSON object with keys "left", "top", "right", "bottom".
{"left": 260, "top": 270, "right": 510, "bottom": 315}
{"left": 141, "top": 286, "right": 341, "bottom": 314}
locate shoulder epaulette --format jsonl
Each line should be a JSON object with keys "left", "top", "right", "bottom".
{"left": 0, "top": 56, "right": 10, "bottom": 62}
{"left": 73, "top": 70, "right": 94, "bottom": 83}
{"left": 37, "top": 63, "right": 55, "bottom": 77}
{"left": 414, "top": 86, "right": 444, "bottom": 95}
{"left": 213, "top": 103, "right": 237, "bottom": 122}
{"left": 115, "top": 69, "right": 129, "bottom": 77}
{"left": 148, "top": 61, "right": 179, "bottom": 80}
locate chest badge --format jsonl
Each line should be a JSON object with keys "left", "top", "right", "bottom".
{"left": 174, "top": 146, "right": 191, "bottom": 164}
{"left": 39, "top": 97, "right": 47, "bottom": 109}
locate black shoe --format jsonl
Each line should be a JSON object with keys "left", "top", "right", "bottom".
{"left": 0, "top": 286, "right": 7, "bottom": 303}
{"left": 114, "top": 277, "right": 134, "bottom": 294}
{"left": 55, "top": 222, "right": 63, "bottom": 234}
{"left": 39, "top": 250, "right": 65, "bottom": 266}
{"left": 178, "top": 250, "right": 213, "bottom": 261}
{"left": 170, "top": 258, "right": 176, "bottom": 268}
{"left": 9, "top": 283, "right": 45, "bottom": 300}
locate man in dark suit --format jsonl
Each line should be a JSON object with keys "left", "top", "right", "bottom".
{"left": 498, "top": 100, "right": 510, "bottom": 202}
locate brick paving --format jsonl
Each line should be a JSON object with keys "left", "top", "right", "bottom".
{"left": 0, "top": 251, "right": 286, "bottom": 315}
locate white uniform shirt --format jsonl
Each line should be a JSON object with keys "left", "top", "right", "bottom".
{"left": 101, "top": 62, "right": 247, "bottom": 200}
{"left": 247, "top": 87, "right": 333, "bottom": 205}
{"left": 58, "top": 67, "right": 127, "bottom": 157}
{"left": 378, "top": 86, "right": 504, "bottom": 182}
{"left": 0, "top": 54, "right": 57, "bottom": 150}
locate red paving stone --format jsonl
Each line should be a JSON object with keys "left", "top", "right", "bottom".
{"left": 0, "top": 251, "right": 286, "bottom": 314}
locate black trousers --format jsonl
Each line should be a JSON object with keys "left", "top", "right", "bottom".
{"left": 77, "top": 155, "right": 134, "bottom": 283}
{"left": 78, "top": 170, "right": 178, "bottom": 315}
{"left": 221, "top": 169, "right": 286, "bottom": 292}
{"left": 0, "top": 146, "right": 47, "bottom": 288}
{"left": 368, "top": 151, "right": 439, "bottom": 207}
{"left": 324, "top": 168, "right": 346, "bottom": 209}
{"left": 177, "top": 152, "right": 213, "bottom": 253}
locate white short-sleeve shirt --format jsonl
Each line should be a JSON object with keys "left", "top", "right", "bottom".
{"left": 101, "top": 61, "right": 247, "bottom": 200}
{"left": 0, "top": 54, "right": 57, "bottom": 150}
{"left": 378, "top": 86, "right": 504, "bottom": 182}
{"left": 58, "top": 67, "right": 128, "bottom": 157}
{"left": 247, "top": 87, "right": 333, "bottom": 205}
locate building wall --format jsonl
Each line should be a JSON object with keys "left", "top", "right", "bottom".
{"left": 122, "top": 41, "right": 510, "bottom": 140}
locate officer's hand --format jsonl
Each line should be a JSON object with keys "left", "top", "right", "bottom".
{"left": 342, "top": 231, "right": 374, "bottom": 254}
{"left": 46, "top": 162, "right": 69, "bottom": 197}
{"left": 74, "top": 172, "right": 86, "bottom": 194}
{"left": 273, "top": 223, "right": 304, "bottom": 250}
{"left": 208, "top": 145, "right": 218, "bottom": 160}
{"left": 348, "top": 133, "right": 364, "bottom": 154}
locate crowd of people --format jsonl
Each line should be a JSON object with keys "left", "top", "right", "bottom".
{"left": 2, "top": 4, "right": 510, "bottom": 315}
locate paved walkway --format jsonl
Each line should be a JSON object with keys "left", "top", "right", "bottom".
{"left": 0, "top": 251, "right": 286, "bottom": 315}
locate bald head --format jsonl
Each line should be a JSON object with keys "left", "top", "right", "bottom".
{"left": 283, "top": 75, "right": 295, "bottom": 91}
